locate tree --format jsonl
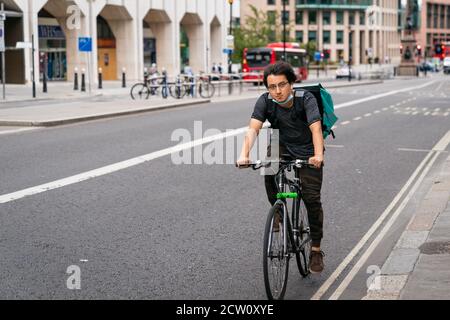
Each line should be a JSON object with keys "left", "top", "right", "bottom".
{"left": 300, "top": 41, "right": 317, "bottom": 65}
{"left": 232, "top": 4, "right": 294, "bottom": 63}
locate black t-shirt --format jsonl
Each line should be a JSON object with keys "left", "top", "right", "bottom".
{"left": 251, "top": 91, "right": 321, "bottom": 158}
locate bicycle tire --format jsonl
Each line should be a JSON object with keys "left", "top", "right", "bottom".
{"left": 169, "top": 83, "right": 186, "bottom": 99}
{"left": 161, "top": 85, "right": 168, "bottom": 99}
{"left": 295, "top": 199, "right": 311, "bottom": 277}
{"left": 263, "top": 202, "right": 289, "bottom": 300}
{"left": 130, "top": 83, "right": 150, "bottom": 100}
{"left": 198, "top": 82, "right": 215, "bottom": 98}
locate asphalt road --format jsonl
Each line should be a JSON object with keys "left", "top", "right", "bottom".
{"left": 0, "top": 74, "right": 449, "bottom": 299}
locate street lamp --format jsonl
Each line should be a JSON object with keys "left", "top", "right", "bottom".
{"left": 282, "top": 0, "right": 286, "bottom": 60}
{"left": 228, "top": 0, "right": 233, "bottom": 74}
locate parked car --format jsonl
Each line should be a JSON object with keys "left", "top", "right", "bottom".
{"left": 418, "top": 61, "right": 434, "bottom": 72}
{"left": 443, "top": 57, "right": 450, "bottom": 74}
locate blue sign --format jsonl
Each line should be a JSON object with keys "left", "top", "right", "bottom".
{"left": 314, "top": 51, "right": 322, "bottom": 62}
{"left": 223, "top": 48, "right": 234, "bottom": 54}
{"left": 78, "top": 37, "right": 92, "bottom": 52}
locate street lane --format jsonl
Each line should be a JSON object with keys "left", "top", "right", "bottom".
{"left": 0, "top": 75, "right": 449, "bottom": 299}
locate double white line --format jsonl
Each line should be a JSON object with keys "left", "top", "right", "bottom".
{"left": 311, "top": 129, "right": 450, "bottom": 300}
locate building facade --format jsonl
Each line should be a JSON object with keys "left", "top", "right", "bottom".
{"left": 240, "top": 0, "right": 403, "bottom": 65}
{"left": 417, "top": 0, "right": 450, "bottom": 58}
{"left": 0, "top": 0, "right": 231, "bottom": 84}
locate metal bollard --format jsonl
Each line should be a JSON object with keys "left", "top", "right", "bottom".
{"left": 81, "top": 68, "right": 86, "bottom": 92}
{"left": 122, "top": 68, "right": 126, "bottom": 88}
{"left": 98, "top": 68, "right": 103, "bottom": 89}
{"left": 43, "top": 69, "right": 47, "bottom": 93}
{"left": 74, "top": 67, "right": 79, "bottom": 90}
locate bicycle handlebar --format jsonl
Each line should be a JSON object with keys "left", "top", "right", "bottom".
{"left": 236, "top": 159, "right": 313, "bottom": 170}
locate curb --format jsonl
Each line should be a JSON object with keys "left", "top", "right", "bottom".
{"left": 0, "top": 99, "right": 210, "bottom": 127}
{"left": 363, "top": 154, "right": 450, "bottom": 300}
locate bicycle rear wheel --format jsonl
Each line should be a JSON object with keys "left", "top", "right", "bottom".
{"left": 295, "top": 200, "right": 311, "bottom": 277}
{"left": 130, "top": 83, "right": 150, "bottom": 100}
{"left": 198, "top": 82, "right": 215, "bottom": 98}
{"left": 169, "top": 82, "right": 186, "bottom": 99}
{"left": 263, "top": 202, "right": 289, "bottom": 300}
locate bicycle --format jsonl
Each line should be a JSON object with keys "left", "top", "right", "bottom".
{"left": 238, "top": 158, "right": 313, "bottom": 300}
{"left": 168, "top": 73, "right": 215, "bottom": 99}
{"left": 130, "top": 74, "right": 168, "bottom": 100}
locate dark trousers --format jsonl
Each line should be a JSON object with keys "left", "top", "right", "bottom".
{"left": 264, "top": 146, "right": 324, "bottom": 247}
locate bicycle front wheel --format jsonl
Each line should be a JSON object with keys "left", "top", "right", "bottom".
{"left": 130, "top": 83, "right": 150, "bottom": 100}
{"left": 296, "top": 200, "right": 311, "bottom": 277}
{"left": 198, "top": 82, "right": 215, "bottom": 98}
{"left": 169, "top": 83, "right": 186, "bottom": 99}
{"left": 263, "top": 202, "right": 289, "bottom": 300}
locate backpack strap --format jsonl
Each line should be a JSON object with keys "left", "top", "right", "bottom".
{"left": 265, "top": 93, "right": 279, "bottom": 128}
{"left": 292, "top": 89, "right": 306, "bottom": 122}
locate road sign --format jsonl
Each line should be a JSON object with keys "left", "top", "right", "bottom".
{"left": 226, "top": 35, "right": 234, "bottom": 49}
{"left": 314, "top": 51, "right": 321, "bottom": 62}
{"left": 0, "top": 20, "right": 4, "bottom": 53}
{"left": 223, "top": 48, "right": 233, "bottom": 54}
{"left": 78, "top": 37, "right": 92, "bottom": 52}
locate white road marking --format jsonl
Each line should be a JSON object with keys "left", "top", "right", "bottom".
{"left": 0, "top": 126, "right": 249, "bottom": 204}
{"left": 313, "top": 130, "right": 450, "bottom": 300}
{"left": 444, "top": 112, "right": 449, "bottom": 116}
{"left": 353, "top": 117, "right": 362, "bottom": 121}
{"left": 325, "top": 145, "right": 345, "bottom": 148}
{"left": 382, "top": 107, "right": 388, "bottom": 111}
{"left": 398, "top": 148, "right": 433, "bottom": 152}
{"left": 412, "top": 111, "right": 419, "bottom": 115}
{"left": 424, "top": 112, "right": 430, "bottom": 116}
{"left": 364, "top": 113, "right": 372, "bottom": 117}
{"left": 335, "top": 81, "right": 436, "bottom": 110}
{"left": 0, "top": 128, "right": 38, "bottom": 136}
{"left": 341, "top": 121, "right": 351, "bottom": 125}
{"left": 374, "top": 110, "right": 380, "bottom": 114}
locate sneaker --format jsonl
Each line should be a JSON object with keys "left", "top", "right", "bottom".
{"left": 309, "top": 250, "right": 324, "bottom": 274}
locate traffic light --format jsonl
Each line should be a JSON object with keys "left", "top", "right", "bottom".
{"left": 320, "top": 52, "right": 324, "bottom": 60}
{"left": 416, "top": 44, "right": 421, "bottom": 56}
{"left": 400, "top": 44, "right": 403, "bottom": 54}
{"left": 435, "top": 43, "right": 442, "bottom": 55}
{"left": 323, "top": 49, "right": 330, "bottom": 60}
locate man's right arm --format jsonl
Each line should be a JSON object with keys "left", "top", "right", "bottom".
{"left": 236, "top": 118, "right": 264, "bottom": 167}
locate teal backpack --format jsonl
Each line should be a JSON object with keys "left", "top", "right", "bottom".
{"left": 266, "top": 83, "right": 338, "bottom": 139}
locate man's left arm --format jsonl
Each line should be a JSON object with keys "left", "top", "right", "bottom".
{"left": 309, "top": 121, "right": 324, "bottom": 168}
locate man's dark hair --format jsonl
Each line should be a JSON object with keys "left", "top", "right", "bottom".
{"left": 263, "top": 61, "right": 297, "bottom": 88}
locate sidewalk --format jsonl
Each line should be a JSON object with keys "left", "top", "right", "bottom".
{"left": 363, "top": 154, "right": 450, "bottom": 300}
{"left": 0, "top": 81, "right": 130, "bottom": 104}
{"left": 0, "top": 79, "right": 383, "bottom": 127}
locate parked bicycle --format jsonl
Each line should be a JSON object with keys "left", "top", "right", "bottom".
{"left": 130, "top": 74, "right": 168, "bottom": 100}
{"left": 168, "top": 73, "right": 215, "bottom": 99}
{"left": 237, "top": 158, "right": 313, "bottom": 300}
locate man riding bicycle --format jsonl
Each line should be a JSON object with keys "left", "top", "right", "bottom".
{"left": 237, "top": 61, "right": 325, "bottom": 274}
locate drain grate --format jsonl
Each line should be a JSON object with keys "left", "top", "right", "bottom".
{"left": 419, "top": 241, "right": 450, "bottom": 255}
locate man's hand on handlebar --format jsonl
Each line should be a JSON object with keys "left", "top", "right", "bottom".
{"left": 308, "top": 154, "right": 324, "bottom": 169}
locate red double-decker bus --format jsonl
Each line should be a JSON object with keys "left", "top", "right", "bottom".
{"left": 242, "top": 42, "right": 308, "bottom": 84}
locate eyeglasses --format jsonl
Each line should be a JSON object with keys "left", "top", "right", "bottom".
{"left": 267, "top": 81, "right": 290, "bottom": 92}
